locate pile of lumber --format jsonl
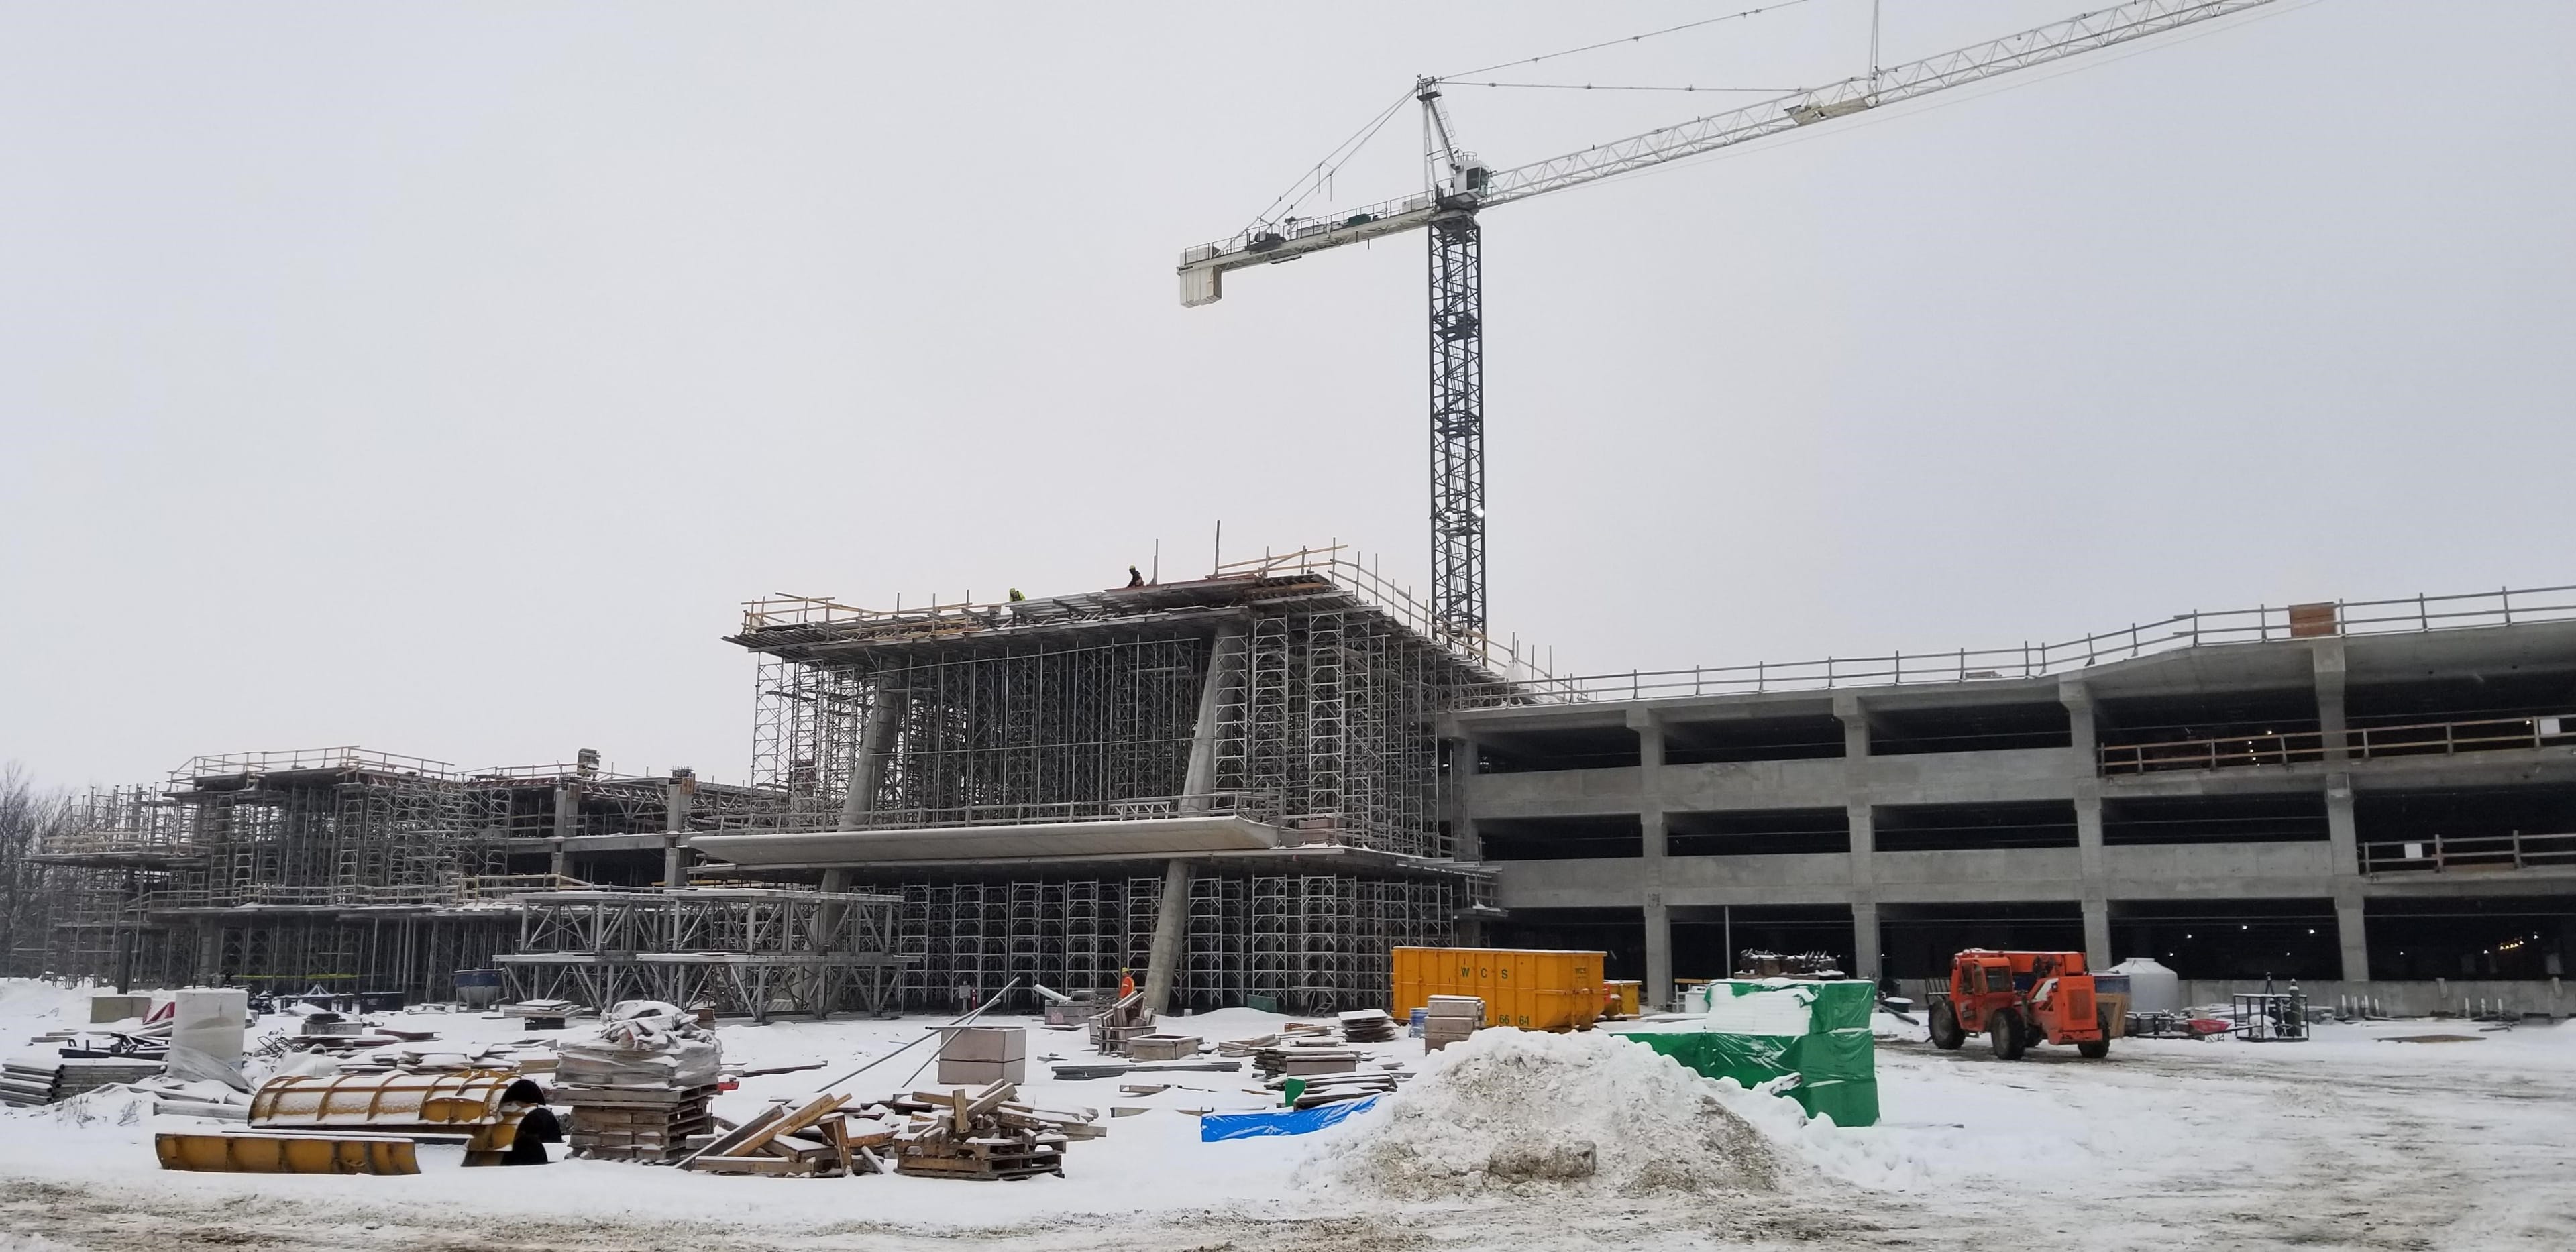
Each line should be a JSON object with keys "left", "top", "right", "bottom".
{"left": 566, "top": 1084, "right": 718, "bottom": 1163}
{"left": 1338, "top": 1010, "right": 1397, "bottom": 1043}
{"left": 878, "top": 1081, "right": 1103, "bottom": 1180}
{"left": 1424, "top": 995, "right": 1485, "bottom": 1051}
{"left": 680, "top": 1082, "right": 1104, "bottom": 1181}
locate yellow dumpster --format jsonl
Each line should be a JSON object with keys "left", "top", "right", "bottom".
{"left": 1391, "top": 946, "right": 1603, "bottom": 1031}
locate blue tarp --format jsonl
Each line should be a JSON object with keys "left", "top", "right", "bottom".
{"left": 1199, "top": 1096, "right": 1382, "bottom": 1141}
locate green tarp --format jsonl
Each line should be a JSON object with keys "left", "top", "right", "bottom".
{"left": 1629, "top": 980, "right": 1880, "bottom": 1127}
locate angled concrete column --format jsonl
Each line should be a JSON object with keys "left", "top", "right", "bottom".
{"left": 2062, "top": 679, "right": 2111, "bottom": 967}
{"left": 1142, "top": 858, "right": 1194, "bottom": 1016}
{"left": 839, "top": 690, "right": 911, "bottom": 828}
{"left": 1834, "top": 694, "right": 1878, "bottom": 978}
{"left": 1631, "top": 709, "right": 1670, "bottom": 1004}
{"left": 1183, "top": 624, "right": 1250, "bottom": 813}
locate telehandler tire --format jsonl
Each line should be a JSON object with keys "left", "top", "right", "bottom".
{"left": 1929, "top": 999, "right": 1965, "bottom": 1051}
{"left": 2076, "top": 1009, "right": 2112, "bottom": 1059}
{"left": 1988, "top": 1008, "right": 2027, "bottom": 1060}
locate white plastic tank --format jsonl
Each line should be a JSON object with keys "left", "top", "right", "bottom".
{"left": 2110, "top": 956, "right": 2182, "bottom": 1015}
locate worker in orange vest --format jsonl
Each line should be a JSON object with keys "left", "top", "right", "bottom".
{"left": 1118, "top": 968, "right": 1136, "bottom": 1000}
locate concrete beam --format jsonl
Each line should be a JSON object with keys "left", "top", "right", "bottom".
{"left": 1141, "top": 858, "right": 1193, "bottom": 1015}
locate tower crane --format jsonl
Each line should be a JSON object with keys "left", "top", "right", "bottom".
{"left": 1178, "top": 0, "right": 2284, "bottom": 647}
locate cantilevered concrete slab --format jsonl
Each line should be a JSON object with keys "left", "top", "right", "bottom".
{"left": 692, "top": 814, "right": 1281, "bottom": 870}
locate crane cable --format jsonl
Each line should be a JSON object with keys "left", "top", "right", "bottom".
{"left": 1238, "top": 85, "right": 1416, "bottom": 240}
{"left": 1439, "top": 0, "right": 1824, "bottom": 81}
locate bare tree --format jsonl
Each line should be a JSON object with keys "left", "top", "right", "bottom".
{"left": 0, "top": 762, "right": 72, "bottom": 976}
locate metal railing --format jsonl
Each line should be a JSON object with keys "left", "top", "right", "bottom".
{"left": 173, "top": 746, "right": 460, "bottom": 782}
{"left": 747, "top": 791, "right": 1285, "bottom": 836}
{"left": 741, "top": 543, "right": 1569, "bottom": 689}
{"left": 2363, "top": 831, "right": 2576, "bottom": 876}
{"left": 1471, "top": 583, "right": 2576, "bottom": 707}
{"left": 2101, "top": 714, "right": 2576, "bottom": 775}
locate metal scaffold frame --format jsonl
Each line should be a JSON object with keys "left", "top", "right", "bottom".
{"left": 496, "top": 887, "right": 908, "bottom": 1021}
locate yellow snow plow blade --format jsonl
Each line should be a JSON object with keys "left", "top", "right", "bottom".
{"left": 156, "top": 1129, "right": 420, "bottom": 1175}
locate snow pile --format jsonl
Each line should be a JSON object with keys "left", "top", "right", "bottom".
{"left": 1297, "top": 1027, "right": 1784, "bottom": 1200}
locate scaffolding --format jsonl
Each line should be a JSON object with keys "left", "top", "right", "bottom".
{"left": 496, "top": 887, "right": 908, "bottom": 1020}
{"left": 30, "top": 748, "right": 792, "bottom": 1001}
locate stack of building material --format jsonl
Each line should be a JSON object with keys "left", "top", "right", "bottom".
{"left": 3, "top": 1058, "right": 168, "bottom": 1106}
{"left": 1268, "top": 1070, "right": 1399, "bottom": 1108}
{"left": 1218, "top": 1021, "right": 1334, "bottom": 1058}
{"left": 879, "top": 1082, "right": 1102, "bottom": 1180}
{"left": 680, "top": 1094, "right": 855, "bottom": 1177}
{"left": 1124, "top": 1034, "right": 1202, "bottom": 1062}
{"left": 1336, "top": 1010, "right": 1396, "bottom": 1043}
{"left": 1088, "top": 992, "right": 1154, "bottom": 1056}
{"left": 1424, "top": 995, "right": 1485, "bottom": 1051}
{"left": 0, "top": 1060, "right": 61, "bottom": 1106}
{"left": 557, "top": 1001, "right": 721, "bottom": 1163}
{"left": 1251, "top": 1040, "right": 1366, "bottom": 1078}
{"left": 934, "top": 1026, "right": 1026, "bottom": 1086}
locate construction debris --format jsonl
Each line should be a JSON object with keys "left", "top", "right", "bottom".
{"left": 678, "top": 1081, "right": 1104, "bottom": 1181}
{"left": 1089, "top": 992, "right": 1154, "bottom": 1056}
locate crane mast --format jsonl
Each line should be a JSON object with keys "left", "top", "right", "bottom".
{"left": 1179, "top": 0, "right": 2285, "bottom": 648}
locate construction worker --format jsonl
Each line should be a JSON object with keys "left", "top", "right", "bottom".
{"left": 1008, "top": 587, "right": 1026, "bottom": 602}
{"left": 1125, "top": 566, "right": 1146, "bottom": 589}
{"left": 1118, "top": 967, "right": 1136, "bottom": 1000}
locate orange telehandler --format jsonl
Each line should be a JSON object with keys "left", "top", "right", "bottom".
{"left": 1928, "top": 948, "right": 2112, "bottom": 1060}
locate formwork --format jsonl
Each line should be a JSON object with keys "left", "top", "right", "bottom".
{"left": 715, "top": 547, "right": 1540, "bottom": 1012}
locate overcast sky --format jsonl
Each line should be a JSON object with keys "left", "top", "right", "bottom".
{"left": 3, "top": 1, "right": 2569, "bottom": 787}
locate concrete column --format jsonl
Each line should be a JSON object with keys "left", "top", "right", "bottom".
{"left": 551, "top": 783, "right": 580, "bottom": 883}
{"left": 548, "top": 839, "right": 568, "bottom": 881}
{"left": 1851, "top": 899, "right": 1880, "bottom": 984}
{"left": 839, "top": 690, "right": 911, "bottom": 828}
{"left": 1631, "top": 709, "right": 1670, "bottom": 1005}
{"left": 1644, "top": 891, "right": 1672, "bottom": 1011}
{"left": 2335, "top": 892, "right": 2371, "bottom": 982}
{"left": 663, "top": 768, "right": 694, "bottom": 888}
{"left": 2313, "top": 639, "right": 2351, "bottom": 766}
{"left": 2062, "top": 679, "right": 2111, "bottom": 968}
{"left": 1182, "top": 624, "right": 1250, "bottom": 813}
{"left": 1449, "top": 737, "right": 1482, "bottom": 860}
{"left": 195, "top": 918, "right": 223, "bottom": 983}
{"left": 1833, "top": 695, "right": 1878, "bottom": 978}
{"left": 1141, "top": 858, "right": 1194, "bottom": 1016}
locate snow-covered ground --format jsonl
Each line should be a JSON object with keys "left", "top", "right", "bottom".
{"left": 1, "top": 978, "right": 2570, "bottom": 1250}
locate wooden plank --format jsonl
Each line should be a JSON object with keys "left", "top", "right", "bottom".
{"left": 674, "top": 1102, "right": 784, "bottom": 1169}
{"left": 722, "top": 1093, "right": 849, "bottom": 1159}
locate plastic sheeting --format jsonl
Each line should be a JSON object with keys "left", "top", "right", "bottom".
{"left": 1200, "top": 1096, "right": 1381, "bottom": 1141}
{"left": 167, "top": 988, "right": 249, "bottom": 1092}
{"left": 1630, "top": 984, "right": 1881, "bottom": 1128}
{"left": 557, "top": 1001, "right": 720, "bottom": 1089}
